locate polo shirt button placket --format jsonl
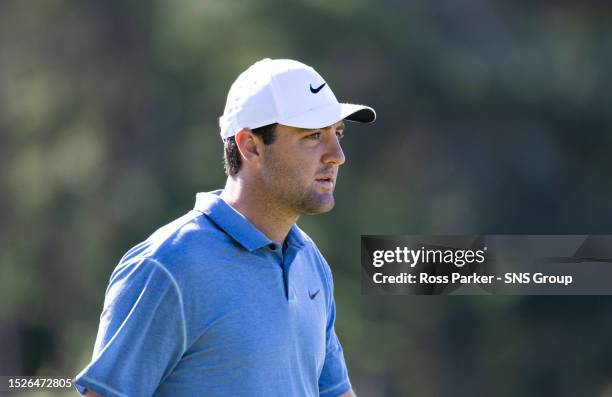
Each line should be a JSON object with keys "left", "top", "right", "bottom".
{"left": 268, "top": 243, "right": 290, "bottom": 299}
{"left": 281, "top": 246, "right": 298, "bottom": 302}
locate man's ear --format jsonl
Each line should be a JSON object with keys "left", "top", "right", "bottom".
{"left": 235, "top": 128, "right": 262, "bottom": 167}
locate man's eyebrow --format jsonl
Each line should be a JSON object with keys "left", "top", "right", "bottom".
{"left": 297, "top": 122, "right": 345, "bottom": 133}
{"left": 323, "top": 122, "right": 345, "bottom": 131}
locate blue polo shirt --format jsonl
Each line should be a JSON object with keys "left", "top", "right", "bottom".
{"left": 74, "top": 190, "right": 352, "bottom": 397}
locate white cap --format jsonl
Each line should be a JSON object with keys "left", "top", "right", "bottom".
{"left": 219, "top": 58, "right": 376, "bottom": 140}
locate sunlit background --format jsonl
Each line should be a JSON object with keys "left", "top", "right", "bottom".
{"left": 2, "top": 1, "right": 612, "bottom": 396}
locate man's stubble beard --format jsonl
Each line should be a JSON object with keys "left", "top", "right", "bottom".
{"left": 260, "top": 152, "right": 336, "bottom": 216}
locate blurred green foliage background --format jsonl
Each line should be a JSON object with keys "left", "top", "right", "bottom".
{"left": 2, "top": 1, "right": 612, "bottom": 396}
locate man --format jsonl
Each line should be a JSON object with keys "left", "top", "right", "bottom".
{"left": 75, "top": 58, "right": 376, "bottom": 396}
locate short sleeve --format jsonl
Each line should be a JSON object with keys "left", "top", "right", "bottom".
{"left": 318, "top": 266, "right": 352, "bottom": 397}
{"left": 74, "top": 258, "right": 187, "bottom": 397}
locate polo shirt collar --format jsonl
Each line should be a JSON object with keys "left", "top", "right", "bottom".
{"left": 286, "top": 223, "right": 307, "bottom": 251}
{"left": 193, "top": 190, "right": 278, "bottom": 252}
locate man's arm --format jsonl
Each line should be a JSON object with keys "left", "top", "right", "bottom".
{"left": 73, "top": 258, "right": 187, "bottom": 395}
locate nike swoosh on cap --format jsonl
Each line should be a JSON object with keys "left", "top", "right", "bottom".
{"left": 309, "top": 83, "right": 326, "bottom": 94}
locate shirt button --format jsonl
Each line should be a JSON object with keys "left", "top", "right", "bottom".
{"left": 269, "top": 243, "right": 277, "bottom": 250}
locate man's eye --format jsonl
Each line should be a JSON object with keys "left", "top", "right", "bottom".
{"left": 307, "top": 132, "right": 321, "bottom": 140}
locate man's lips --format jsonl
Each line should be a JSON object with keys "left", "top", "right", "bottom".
{"left": 315, "top": 175, "right": 335, "bottom": 188}
{"left": 315, "top": 175, "right": 335, "bottom": 182}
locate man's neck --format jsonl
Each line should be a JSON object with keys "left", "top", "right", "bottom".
{"left": 220, "top": 177, "right": 298, "bottom": 244}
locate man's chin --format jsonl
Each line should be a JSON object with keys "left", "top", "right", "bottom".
{"left": 305, "top": 203, "right": 335, "bottom": 215}
{"left": 299, "top": 194, "right": 335, "bottom": 215}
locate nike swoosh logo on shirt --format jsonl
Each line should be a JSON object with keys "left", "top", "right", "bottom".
{"left": 309, "top": 289, "right": 320, "bottom": 299}
{"left": 310, "top": 83, "right": 326, "bottom": 94}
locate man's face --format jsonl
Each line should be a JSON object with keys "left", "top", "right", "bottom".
{"left": 258, "top": 121, "right": 346, "bottom": 216}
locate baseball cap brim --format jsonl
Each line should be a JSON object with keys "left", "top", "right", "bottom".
{"left": 278, "top": 103, "right": 376, "bottom": 130}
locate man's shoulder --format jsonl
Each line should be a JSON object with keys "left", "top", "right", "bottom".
{"left": 115, "top": 210, "right": 230, "bottom": 278}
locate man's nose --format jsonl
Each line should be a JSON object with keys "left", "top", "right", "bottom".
{"left": 322, "top": 134, "right": 346, "bottom": 166}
